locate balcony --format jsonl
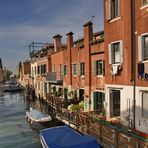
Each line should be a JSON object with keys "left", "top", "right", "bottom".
{"left": 46, "top": 72, "right": 63, "bottom": 84}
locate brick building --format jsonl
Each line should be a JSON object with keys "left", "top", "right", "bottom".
{"left": 20, "top": 0, "right": 148, "bottom": 134}
{"left": 18, "top": 60, "right": 31, "bottom": 87}
{"left": 104, "top": 0, "right": 148, "bottom": 133}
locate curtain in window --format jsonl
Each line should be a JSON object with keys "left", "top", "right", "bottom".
{"left": 114, "top": 43, "right": 120, "bottom": 63}
{"left": 142, "top": 92, "right": 148, "bottom": 118}
{"left": 144, "top": 35, "right": 148, "bottom": 60}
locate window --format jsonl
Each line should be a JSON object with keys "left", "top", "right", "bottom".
{"left": 142, "top": 92, "right": 148, "bottom": 118}
{"left": 113, "top": 43, "right": 120, "bottom": 63}
{"left": 94, "top": 60, "right": 105, "bottom": 76}
{"left": 64, "top": 65, "right": 67, "bottom": 76}
{"left": 32, "top": 67, "right": 34, "bottom": 77}
{"left": 80, "top": 62, "right": 85, "bottom": 76}
{"left": 52, "top": 66, "right": 56, "bottom": 72}
{"left": 108, "top": 41, "right": 123, "bottom": 64}
{"left": 41, "top": 64, "right": 46, "bottom": 74}
{"left": 141, "top": 0, "right": 148, "bottom": 5}
{"left": 138, "top": 34, "right": 148, "bottom": 61}
{"left": 58, "top": 88, "right": 63, "bottom": 96}
{"left": 93, "top": 92, "right": 105, "bottom": 114}
{"left": 106, "top": 0, "right": 120, "bottom": 20}
{"left": 37, "top": 66, "right": 40, "bottom": 74}
{"left": 34, "top": 67, "right": 36, "bottom": 75}
{"left": 73, "top": 64, "right": 77, "bottom": 76}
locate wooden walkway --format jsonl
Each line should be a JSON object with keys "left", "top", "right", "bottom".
{"left": 44, "top": 94, "right": 148, "bottom": 148}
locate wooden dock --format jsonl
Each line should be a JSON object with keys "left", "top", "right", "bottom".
{"left": 35, "top": 93, "right": 148, "bottom": 148}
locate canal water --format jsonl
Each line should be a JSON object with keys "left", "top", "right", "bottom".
{"left": 0, "top": 90, "right": 42, "bottom": 148}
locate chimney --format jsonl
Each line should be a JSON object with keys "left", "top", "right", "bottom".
{"left": 83, "top": 21, "right": 93, "bottom": 111}
{"left": 53, "top": 34, "right": 62, "bottom": 52}
{"left": 66, "top": 32, "right": 74, "bottom": 86}
{"left": 83, "top": 21, "right": 93, "bottom": 43}
{"left": 66, "top": 32, "right": 73, "bottom": 49}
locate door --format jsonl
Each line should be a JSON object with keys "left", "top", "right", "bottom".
{"left": 93, "top": 92, "right": 105, "bottom": 114}
{"left": 110, "top": 90, "right": 120, "bottom": 117}
{"left": 79, "top": 89, "right": 84, "bottom": 101}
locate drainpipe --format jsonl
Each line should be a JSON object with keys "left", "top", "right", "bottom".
{"left": 131, "top": 0, "right": 136, "bottom": 129}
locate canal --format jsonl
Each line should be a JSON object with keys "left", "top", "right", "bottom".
{"left": 0, "top": 90, "right": 42, "bottom": 148}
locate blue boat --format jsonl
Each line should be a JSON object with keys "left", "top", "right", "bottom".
{"left": 40, "top": 126, "right": 101, "bottom": 148}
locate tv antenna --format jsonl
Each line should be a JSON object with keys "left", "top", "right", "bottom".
{"left": 91, "top": 15, "right": 95, "bottom": 23}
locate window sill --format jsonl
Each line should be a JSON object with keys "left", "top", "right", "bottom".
{"left": 80, "top": 75, "right": 85, "bottom": 78}
{"left": 96, "top": 75, "right": 103, "bottom": 78}
{"left": 109, "top": 17, "right": 121, "bottom": 23}
{"left": 142, "top": 60, "right": 148, "bottom": 63}
{"left": 140, "top": 4, "right": 148, "bottom": 10}
{"left": 111, "top": 63, "right": 122, "bottom": 66}
{"left": 140, "top": 116, "right": 148, "bottom": 120}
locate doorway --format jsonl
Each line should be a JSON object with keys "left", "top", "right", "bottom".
{"left": 110, "top": 90, "right": 120, "bottom": 117}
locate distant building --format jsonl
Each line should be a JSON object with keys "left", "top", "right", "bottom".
{"left": 18, "top": 60, "right": 31, "bottom": 87}
{"left": 0, "top": 58, "right": 3, "bottom": 82}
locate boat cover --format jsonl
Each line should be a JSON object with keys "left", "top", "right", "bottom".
{"left": 27, "top": 110, "right": 51, "bottom": 120}
{"left": 40, "top": 126, "right": 100, "bottom": 148}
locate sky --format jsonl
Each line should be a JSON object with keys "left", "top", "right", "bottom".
{"left": 0, "top": 0, "right": 104, "bottom": 74}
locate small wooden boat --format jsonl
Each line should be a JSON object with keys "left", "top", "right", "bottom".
{"left": 4, "top": 84, "right": 23, "bottom": 92}
{"left": 40, "top": 126, "right": 100, "bottom": 148}
{"left": 25, "top": 109, "right": 52, "bottom": 126}
{"left": 3, "top": 81, "right": 23, "bottom": 92}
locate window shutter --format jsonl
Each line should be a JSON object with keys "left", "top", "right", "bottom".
{"left": 106, "top": 0, "right": 111, "bottom": 20}
{"left": 117, "top": 0, "right": 120, "bottom": 17}
{"left": 102, "top": 61, "right": 105, "bottom": 76}
{"left": 138, "top": 36, "right": 143, "bottom": 62}
{"left": 83, "top": 63, "right": 85, "bottom": 75}
{"left": 94, "top": 61, "right": 97, "bottom": 76}
{"left": 102, "top": 93, "right": 105, "bottom": 111}
{"left": 120, "top": 40, "right": 123, "bottom": 63}
{"left": 108, "top": 44, "right": 113, "bottom": 64}
{"left": 77, "top": 63, "right": 80, "bottom": 76}
{"left": 93, "top": 92, "right": 97, "bottom": 111}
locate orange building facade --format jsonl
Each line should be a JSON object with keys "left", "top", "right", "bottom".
{"left": 104, "top": 0, "right": 148, "bottom": 133}
{"left": 20, "top": 0, "right": 148, "bottom": 133}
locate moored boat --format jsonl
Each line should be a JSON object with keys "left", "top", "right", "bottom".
{"left": 4, "top": 84, "right": 23, "bottom": 92}
{"left": 25, "top": 109, "right": 52, "bottom": 126}
{"left": 3, "top": 81, "right": 23, "bottom": 92}
{"left": 40, "top": 126, "right": 101, "bottom": 148}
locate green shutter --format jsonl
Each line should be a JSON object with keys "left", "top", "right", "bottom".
{"left": 94, "top": 61, "right": 97, "bottom": 76}
{"left": 93, "top": 92, "right": 97, "bottom": 111}
{"left": 83, "top": 62, "right": 85, "bottom": 75}
{"left": 102, "top": 61, "right": 105, "bottom": 76}
{"left": 101, "top": 93, "right": 105, "bottom": 110}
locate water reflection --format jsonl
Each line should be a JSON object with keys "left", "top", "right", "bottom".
{"left": 0, "top": 90, "right": 42, "bottom": 148}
